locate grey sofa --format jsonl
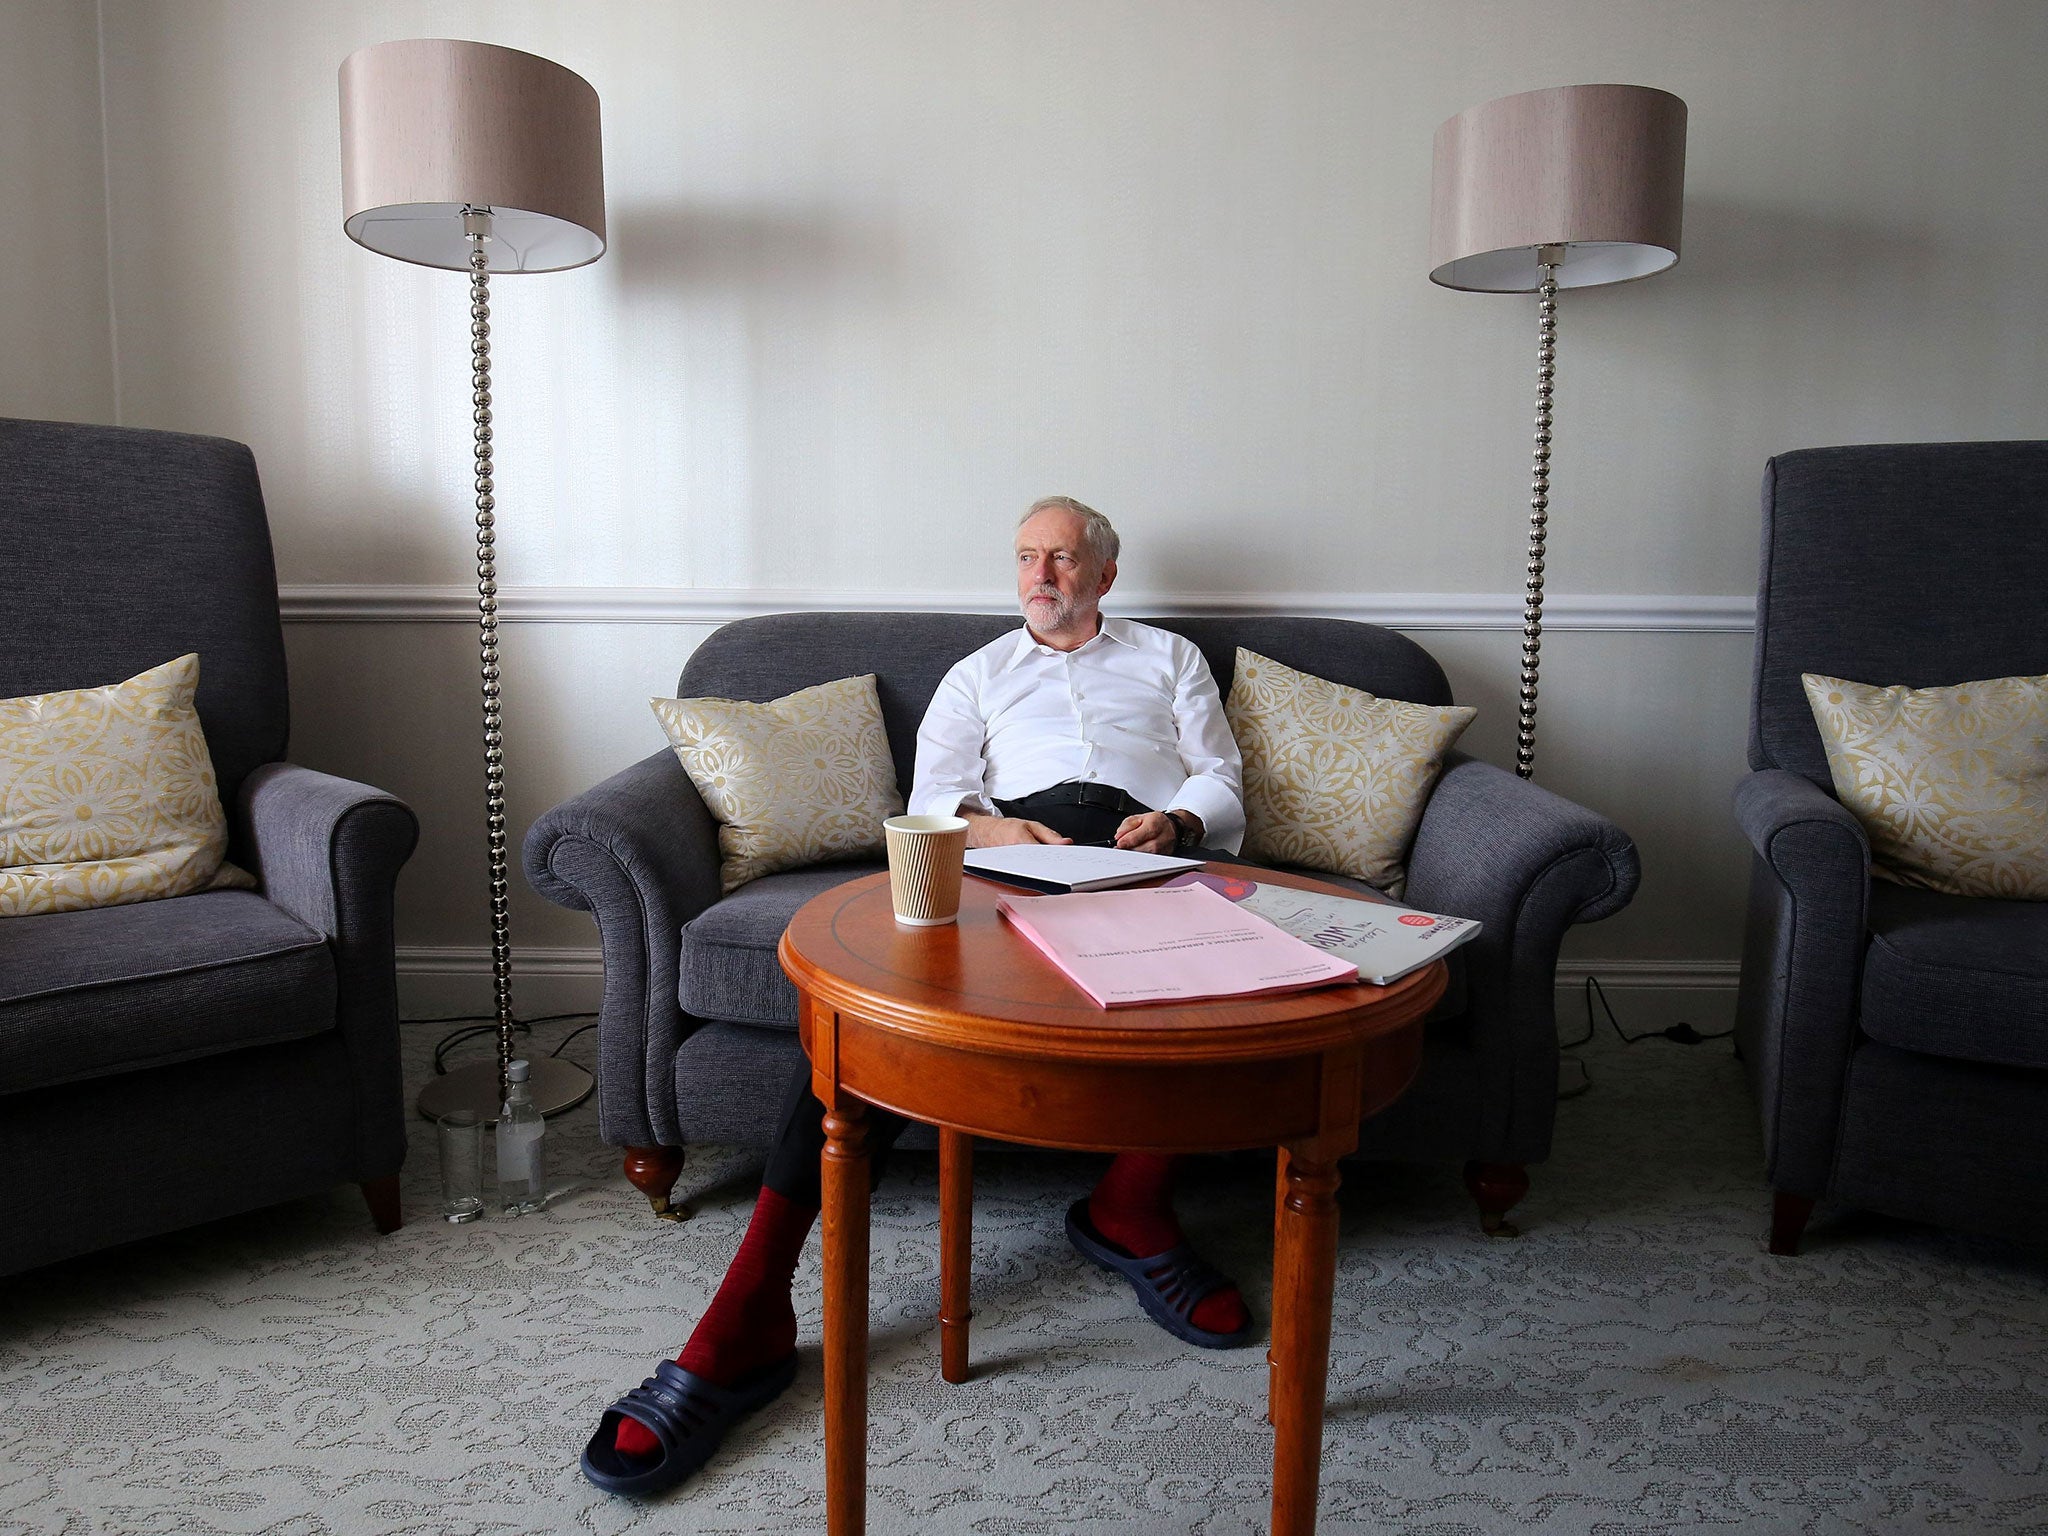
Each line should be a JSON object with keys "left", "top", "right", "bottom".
{"left": 527, "top": 611, "right": 1639, "bottom": 1231}
{"left": 0, "top": 418, "right": 419, "bottom": 1276}
{"left": 1735, "top": 441, "right": 2048, "bottom": 1254}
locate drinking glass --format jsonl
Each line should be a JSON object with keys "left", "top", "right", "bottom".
{"left": 437, "top": 1109, "right": 486, "bottom": 1222}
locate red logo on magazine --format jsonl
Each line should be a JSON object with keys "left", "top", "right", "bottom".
{"left": 1397, "top": 913, "right": 1434, "bottom": 927}
{"left": 1164, "top": 871, "right": 1256, "bottom": 901}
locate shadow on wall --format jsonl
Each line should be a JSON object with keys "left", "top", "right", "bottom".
{"left": 600, "top": 200, "right": 907, "bottom": 590}
{"left": 1554, "top": 195, "right": 1961, "bottom": 573}
{"left": 1594, "top": 193, "right": 1955, "bottom": 437}
{"left": 1674, "top": 194, "right": 1949, "bottom": 296}
{"left": 1145, "top": 526, "right": 1327, "bottom": 598}
{"left": 276, "top": 488, "right": 462, "bottom": 922}
{"left": 305, "top": 491, "right": 447, "bottom": 595}
{"left": 608, "top": 201, "right": 905, "bottom": 296}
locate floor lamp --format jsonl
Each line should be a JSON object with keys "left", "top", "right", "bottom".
{"left": 1428, "top": 84, "right": 1687, "bottom": 779}
{"left": 340, "top": 38, "right": 605, "bottom": 1121}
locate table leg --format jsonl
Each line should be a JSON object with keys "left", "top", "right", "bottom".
{"left": 1266, "top": 1147, "right": 1285, "bottom": 1423}
{"left": 1270, "top": 1144, "right": 1342, "bottom": 1536}
{"left": 822, "top": 1099, "right": 871, "bottom": 1536}
{"left": 939, "top": 1127, "right": 974, "bottom": 1384}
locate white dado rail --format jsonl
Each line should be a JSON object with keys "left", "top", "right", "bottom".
{"left": 278, "top": 586, "right": 1756, "bottom": 632}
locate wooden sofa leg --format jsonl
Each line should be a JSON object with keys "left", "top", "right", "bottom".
{"left": 360, "top": 1175, "right": 402, "bottom": 1234}
{"left": 1769, "top": 1191, "right": 1815, "bottom": 1256}
{"left": 624, "top": 1145, "right": 692, "bottom": 1221}
{"left": 1463, "top": 1161, "right": 1530, "bottom": 1238}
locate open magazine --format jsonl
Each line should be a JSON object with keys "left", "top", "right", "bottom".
{"left": 1161, "top": 870, "right": 1480, "bottom": 985}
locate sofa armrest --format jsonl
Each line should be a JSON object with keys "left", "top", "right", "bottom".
{"left": 1733, "top": 768, "right": 1868, "bottom": 874}
{"left": 241, "top": 763, "right": 418, "bottom": 940}
{"left": 1731, "top": 768, "right": 1871, "bottom": 1195}
{"left": 522, "top": 749, "right": 722, "bottom": 1149}
{"left": 239, "top": 761, "right": 420, "bottom": 1175}
{"left": 1402, "top": 753, "right": 1642, "bottom": 1059}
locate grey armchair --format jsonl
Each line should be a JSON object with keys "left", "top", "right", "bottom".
{"left": 1735, "top": 441, "right": 2048, "bottom": 1254}
{"left": 526, "top": 612, "right": 1639, "bottom": 1233}
{"left": 0, "top": 418, "right": 419, "bottom": 1275}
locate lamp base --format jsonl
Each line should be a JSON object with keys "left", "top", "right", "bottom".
{"left": 416, "top": 1056, "right": 594, "bottom": 1124}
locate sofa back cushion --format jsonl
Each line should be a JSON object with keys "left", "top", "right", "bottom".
{"left": 1752, "top": 441, "right": 2048, "bottom": 787}
{"left": 677, "top": 612, "right": 1455, "bottom": 797}
{"left": 0, "top": 418, "right": 290, "bottom": 813}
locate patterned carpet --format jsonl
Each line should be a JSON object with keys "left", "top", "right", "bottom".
{"left": 4, "top": 1018, "right": 2046, "bottom": 1536}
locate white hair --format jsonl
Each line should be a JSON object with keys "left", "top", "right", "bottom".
{"left": 1020, "top": 495, "right": 1120, "bottom": 568}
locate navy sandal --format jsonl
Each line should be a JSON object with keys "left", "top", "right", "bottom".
{"left": 1064, "top": 1200, "right": 1254, "bottom": 1350}
{"left": 580, "top": 1352, "right": 799, "bottom": 1496}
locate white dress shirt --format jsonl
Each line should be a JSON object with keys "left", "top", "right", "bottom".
{"left": 908, "top": 616, "right": 1245, "bottom": 853}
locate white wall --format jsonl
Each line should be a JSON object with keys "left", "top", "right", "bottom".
{"left": 20, "top": 1, "right": 2048, "bottom": 1018}
{"left": 0, "top": 0, "right": 113, "bottom": 422}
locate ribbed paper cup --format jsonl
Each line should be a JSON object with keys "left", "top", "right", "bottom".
{"left": 883, "top": 814, "right": 970, "bottom": 926}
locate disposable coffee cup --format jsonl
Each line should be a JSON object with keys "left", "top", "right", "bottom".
{"left": 884, "top": 814, "right": 970, "bottom": 926}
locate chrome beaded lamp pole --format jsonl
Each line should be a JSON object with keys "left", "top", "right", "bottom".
{"left": 1429, "top": 84, "right": 1687, "bottom": 779}
{"left": 341, "top": 38, "right": 605, "bottom": 1121}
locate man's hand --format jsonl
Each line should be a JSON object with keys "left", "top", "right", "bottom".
{"left": 1113, "top": 811, "right": 1181, "bottom": 855}
{"left": 963, "top": 812, "right": 1071, "bottom": 848}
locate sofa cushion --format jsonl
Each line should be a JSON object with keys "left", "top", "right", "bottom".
{"left": 653, "top": 674, "right": 903, "bottom": 894}
{"left": 679, "top": 862, "right": 884, "bottom": 1028}
{"left": 1229, "top": 648, "right": 1476, "bottom": 898}
{"left": 1804, "top": 669, "right": 2048, "bottom": 901}
{"left": 0, "top": 889, "right": 335, "bottom": 1094}
{"left": 0, "top": 653, "right": 255, "bottom": 916}
{"left": 1859, "top": 882, "right": 2048, "bottom": 1069}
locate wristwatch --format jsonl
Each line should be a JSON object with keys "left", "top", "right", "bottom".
{"left": 1165, "top": 809, "right": 1201, "bottom": 851}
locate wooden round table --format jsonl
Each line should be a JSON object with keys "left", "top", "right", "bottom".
{"left": 779, "top": 864, "right": 1444, "bottom": 1536}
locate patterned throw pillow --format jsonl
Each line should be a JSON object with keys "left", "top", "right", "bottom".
{"left": 1226, "top": 648, "right": 1476, "bottom": 896}
{"left": 652, "top": 674, "right": 904, "bottom": 894}
{"left": 1803, "top": 670, "right": 2048, "bottom": 901}
{"left": 0, "top": 654, "right": 254, "bottom": 917}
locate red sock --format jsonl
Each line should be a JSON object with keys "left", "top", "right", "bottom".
{"left": 1088, "top": 1153, "right": 1249, "bottom": 1337}
{"left": 614, "top": 1186, "right": 816, "bottom": 1458}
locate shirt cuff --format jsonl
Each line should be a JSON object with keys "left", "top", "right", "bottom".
{"left": 1165, "top": 780, "right": 1244, "bottom": 854}
{"left": 910, "top": 788, "right": 994, "bottom": 818}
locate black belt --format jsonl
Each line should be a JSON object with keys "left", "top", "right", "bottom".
{"left": 999, "top": 781, "right": 1151, "bottom": 818}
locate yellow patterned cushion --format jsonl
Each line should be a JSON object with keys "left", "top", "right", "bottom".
{"left": 652, "top": 674, "right": 904, "bottom": 894}
{"left": 1226, "top": 648, "right": 1476, "bottom": 896}
{"left": 0, "top": 654, "right": 254, "bottom": 917}
{"left": 1803, "top": 670, "right": 2048, "bottom": 900}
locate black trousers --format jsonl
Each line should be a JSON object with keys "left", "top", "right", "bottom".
{"left": 761, "top": 794, "right": 1250, "bottom": 1207}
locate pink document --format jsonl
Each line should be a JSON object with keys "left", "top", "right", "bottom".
{"left": 995, "top": 882, "right": 1359, "bottom": 1008}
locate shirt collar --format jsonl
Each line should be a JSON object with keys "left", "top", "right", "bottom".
{"left": 1005, "top": 612, "right": 1134, "bottom": 668}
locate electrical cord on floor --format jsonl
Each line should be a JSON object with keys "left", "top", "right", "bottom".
{"left": 1558, "top": 975, "right": 1734, "bottom": 1100}
{"left": 1584, "top": 975, "right": 1734, "bottom": 1047}
{"left": 549, "top": 1021, "right": 599, "bottom": 1057}
{"left": 403, "top": 1010, "right": 600, "bottom": 1075}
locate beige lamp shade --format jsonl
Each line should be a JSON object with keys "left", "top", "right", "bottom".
{"left": 1429, "top": 84, "right": 1686, "bottom": 293}
{"left": 340, "top": 38, "right": 605, "bottom": 273}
